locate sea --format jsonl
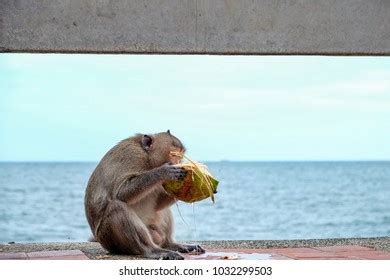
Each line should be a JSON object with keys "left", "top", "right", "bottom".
{"left": 0, "top": 161, "right": 389, "bottom": 243}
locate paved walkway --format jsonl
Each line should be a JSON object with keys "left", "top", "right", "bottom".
{"left": 1, "top": 243, "right": 390, "bottom": 260}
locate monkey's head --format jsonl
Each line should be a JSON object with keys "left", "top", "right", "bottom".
{"left": 141, "top": 130, "right": 186, "bottom": 168}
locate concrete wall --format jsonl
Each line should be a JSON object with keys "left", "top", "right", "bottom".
{"left": 1, "top": 0, "right": 389, "bottom": 55}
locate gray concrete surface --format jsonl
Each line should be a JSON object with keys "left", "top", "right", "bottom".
{"left": 1, "top": 0, "right": 389, "bottom": 55}
{"left": 1, "top": 237, "right": 389, "bottom": 259}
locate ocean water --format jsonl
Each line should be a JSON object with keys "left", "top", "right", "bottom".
{"left": 0, "top": 161, "right": 389, "bottom": 243}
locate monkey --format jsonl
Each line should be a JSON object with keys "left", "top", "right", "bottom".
{"left": 84, "top": 130, "right": 205, "bottom": 259}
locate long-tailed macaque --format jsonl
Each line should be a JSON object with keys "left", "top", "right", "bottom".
{"left": 85, "top": 130, "right": 204, "bottom": 259}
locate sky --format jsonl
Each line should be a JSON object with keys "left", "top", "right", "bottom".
{"left": 0, "top": 54, "right": 389, "bottom": 161}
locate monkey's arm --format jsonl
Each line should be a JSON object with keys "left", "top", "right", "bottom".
{"left": 116, "top": 165, "right": 186, "bottom": 204}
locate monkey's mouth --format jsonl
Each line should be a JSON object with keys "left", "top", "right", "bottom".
{"left": 169, "top": 150, "right": 184, "bottom": 164}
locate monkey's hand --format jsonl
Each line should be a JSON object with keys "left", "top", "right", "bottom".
{"left": 116, "top": 164, "right": 186, "bottom": 203}
{"left": 159, "top": 163, "right": 187, "bottom": 182}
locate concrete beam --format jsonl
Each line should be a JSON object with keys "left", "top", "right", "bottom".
{"left": 1, "top": 0, "right": 389, "bottom": 55}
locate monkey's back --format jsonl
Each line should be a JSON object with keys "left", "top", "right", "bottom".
{"left": 84, "top": 136, "right": 148, "bottom": 235}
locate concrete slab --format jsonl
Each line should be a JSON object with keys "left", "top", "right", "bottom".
{"left": 1, "top": 0, "right": 389, "bottom": 55}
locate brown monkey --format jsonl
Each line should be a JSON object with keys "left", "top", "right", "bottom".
{"left": 84, "top": 130, "right": 204, "bottom": 259}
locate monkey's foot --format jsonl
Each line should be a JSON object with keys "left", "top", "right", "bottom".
{"left": 146, "top": 248, "right": 184, "bottom": 260}
{"left": 166, "top": 243, "right": 205, "bottom": 255}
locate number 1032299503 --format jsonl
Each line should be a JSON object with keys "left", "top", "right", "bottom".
{"left": 212, "top": 266, "right": 272, "bottom": 276}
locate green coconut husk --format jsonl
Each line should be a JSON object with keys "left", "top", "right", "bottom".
{"left": 163, "top": 153, "right": 219, "bottom": 203}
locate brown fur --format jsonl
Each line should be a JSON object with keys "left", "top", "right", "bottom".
{"left": 84, "top": 131, "right": 204, "bottom": 259}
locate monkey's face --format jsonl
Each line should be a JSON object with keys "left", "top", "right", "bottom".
{"left": 141, "top": 131, "right": 186, "bottom": 168}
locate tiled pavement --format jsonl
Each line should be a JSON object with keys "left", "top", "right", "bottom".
{"left": 1, "top": 245, "right": 390, "bottom": 260}
{"left": 0, "top": 250, "right": 89, "bottom": 260}
{"left": 186, "top": 246, "right": 390, "bottom": 260}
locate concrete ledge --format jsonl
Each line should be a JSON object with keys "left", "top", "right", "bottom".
{"left": 1, "top": 0, "right": 389, "bottom": 55}
{"left": 1, "top": 237, "right": 389, "bottom": 259}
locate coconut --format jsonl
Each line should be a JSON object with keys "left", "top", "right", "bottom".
{"left": 163, "top": 152, "right": 219, "bottom": 203}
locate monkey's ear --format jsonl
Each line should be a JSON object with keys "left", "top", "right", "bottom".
{"left": 142, "top": 135, "right": 153, "bottom": 151}
{"left": 167, "top": 129, "right": 171, "bottom": 135}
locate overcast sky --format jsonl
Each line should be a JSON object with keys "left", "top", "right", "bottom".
{"left": 0, "top": 54, "right": 389, "bottom": 161}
